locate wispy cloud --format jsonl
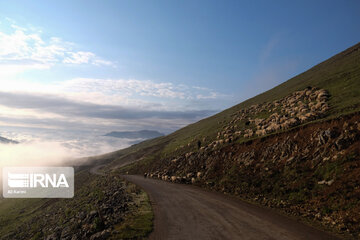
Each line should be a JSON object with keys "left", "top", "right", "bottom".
{"left": 0, "top": 91, "right": 215, "bottom": 120}
{"left": 0, "top": 19, "right": 114, "bottom": 76}
{"left": 0, "top": 90, "right": 218, "bottom": 135}
{"left": 60, "top": 78, "right": 227, "bottom": 103}
{"left": 62, "top": 78, "right": 185, "bottom": 99}
{"left": 0, "top": 18, "right": 229, "bottom": 138}
{"left": 63, "top": 51, "right": 113, "bottom": 66}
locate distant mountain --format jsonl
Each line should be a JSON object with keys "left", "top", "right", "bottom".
{"left": 104, "top": 130, "right": 164, "bottom": 139}
{"left": 0, "top": 136, "right": 18, "bottom": 144}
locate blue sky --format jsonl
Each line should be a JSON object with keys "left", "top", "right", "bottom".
{"left": 0, "top": 0, "right": 359, "bottom": 140}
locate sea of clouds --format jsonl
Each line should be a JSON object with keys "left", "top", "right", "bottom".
{"left": 0, "top": 128, "right": 139, "bottom": 168}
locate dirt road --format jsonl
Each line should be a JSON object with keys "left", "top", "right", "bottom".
{"left": 122, "top": 175, "right": 339, "bottom": 240}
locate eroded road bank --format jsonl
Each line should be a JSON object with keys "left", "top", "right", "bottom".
{"left": 122, "top": 175, "right": 339, "bottom": 240}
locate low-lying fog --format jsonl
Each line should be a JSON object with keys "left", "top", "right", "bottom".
{"left": 0, "top": 128, "right": 141, "bottom": 198}
{"left": 0, "top": 127, "right": 140, "bottom": 168}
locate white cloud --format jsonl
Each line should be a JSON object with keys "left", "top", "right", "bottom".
{"left": 63, "top": 51, "right": 95, "bottom": 64}
{"left": 0, "top": 29, "right": 61, "bottom": 63}
{"left": 0, "top": 18, "right": 230, "bottom": 140}
{"left": 0, "top": 76, "right": 223, "bottom": 135}
{"left": 0, "top": 141, "right": 76, "bottom": 167}
{"left": 0, "top": 74, "right": 227, "bottom": 115}
{"left": 60, "top": 78, "right": 223, "bottom": 103}
{"left": 63, "top": 51, "right": 113, "bottom": 66}
{"left": 0, "top": 63, "right": 51, "bottom": 79}
{"left": 0, "top": 20, "right": 114, "bottom": 77}
{"left": 92, "top": 58, "right": 114, "bottom": 66}
{"left": 0, "top": 18, "right": 233, "bottom": 159}
{"left": 196, "top": 91, "right": 218, "bottom": 99}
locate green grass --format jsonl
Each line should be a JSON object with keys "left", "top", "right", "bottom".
{"left": 0, "top": 169, "right": 92, "bottom": 237}
{"left": 111, "top": 184, "right": 153, "bottom": 240}
{"left": 0, "top": 169, "right": 155, "bottom": 239}
{"left": 0, "top": 198, "right": 47, "bottom": 236}
{"left": 106, "top": 42, "right": 360, "bottom": 172}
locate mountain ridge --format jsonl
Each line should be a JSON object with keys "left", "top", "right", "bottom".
{"left": 0, "top": 136, "right": 18, "bottom": 144}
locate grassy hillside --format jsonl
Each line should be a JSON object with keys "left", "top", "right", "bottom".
{"left": 113, "top": 42, "right": 360, "bottom": 238}
{"left": 0, "top": 168, "right": 153, "bottom": 239}
{"left": 104, "top": 42, "right": 360, "bottom": 169}
{"left": 164, "top": 42, "right": 360, "bottom": 149}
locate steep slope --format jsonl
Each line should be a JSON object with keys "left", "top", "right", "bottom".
{"left": 154, "top": 42, "right": 360, "bottom": 154}
{"left": 131, "top": 113, "right": 360, "bottom": 238}
{"left": 104, "top": 42, "right": 360, "bottom": 167}
{"left": 103, "top": 42, "right": 360, "bottom": 238}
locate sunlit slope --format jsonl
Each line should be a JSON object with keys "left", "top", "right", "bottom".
{"left": 106, "top": 42, "right": 360, "bottom": 165}
{"left": 237, "top": 42, "right": 360, "bottom": 115}
{"left": 156, "top": 42, "right": 360, "bottom": 152}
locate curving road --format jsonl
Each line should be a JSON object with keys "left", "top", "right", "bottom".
{"left": 89, "top": 164, "right": 106, "bottom": 176}
{"left": 122, "top": 175, "right": 339, "bottom": 240}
